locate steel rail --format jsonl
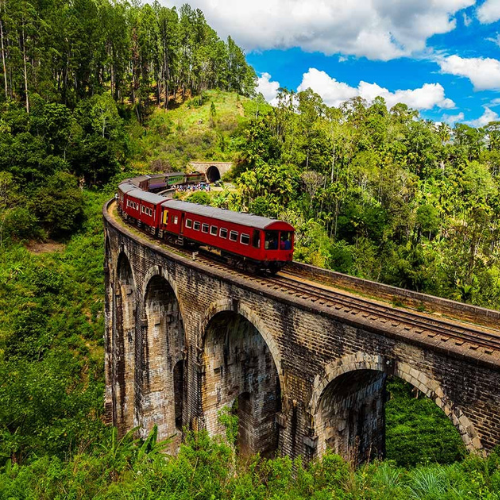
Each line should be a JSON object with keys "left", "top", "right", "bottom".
{"left": 270, "top": 272, "right": 500, "bottom": 352}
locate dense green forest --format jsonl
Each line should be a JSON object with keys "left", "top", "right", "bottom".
{"left": 231, "top": 91, "right": 500, "bottom": 309}
{"left": 1, "top": 0, "right": 500, "bottom": 497}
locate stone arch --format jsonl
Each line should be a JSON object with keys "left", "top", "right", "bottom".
{"left": 140, "top": 265, "right": 186, "bottom": 324}
{"left": 200, "top": 301, "right": 282, "bottom": 457}
{"left": 206, "top": 165, "right": 221, "bottom": 183}
{"left": 309, "top": 352, "right": 482, "bottom": 461}
{"left": 139, "top": 271, "right": 186, "bottom": 451}
{"left": 113, "top": 252, "right": 137, "bottom": 436}
{"left": 200, "top": 299, "right": 283, "bottom": 383}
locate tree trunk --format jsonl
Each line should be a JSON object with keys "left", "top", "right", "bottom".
{"left": 0, "top": 18, "right": 8, "bottom": 100}
{"left": 22, "top": 23, "right": 29, "bottom": 113}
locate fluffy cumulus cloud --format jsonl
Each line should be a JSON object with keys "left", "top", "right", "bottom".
{"left": 437, "top": 55, "right": 500, "bottom": 90}
{"left": 163, "top": 0, "right": 474, "bottom": 60}
{"left": 256, "top": 73, "right": 281, "bottom": 104}
{"left": 442, "top": 112, "right": 465, "bottom": 124}
{"left": 477, "top": 0, "right": 500, "bottom": 23}
{"left": 466, "top": 107, "right": 499, "bottom": 127}
{"left": 296, "top": 68, "right": 455, "bottom": 110}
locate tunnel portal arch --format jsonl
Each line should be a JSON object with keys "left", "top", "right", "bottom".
{"left": 206, "top": 165, "right": 221, "bottom": 183}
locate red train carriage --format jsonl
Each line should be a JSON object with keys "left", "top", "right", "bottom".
{"left": 159, "top": 200, "right": 294, "bottom": 273}
{"left": 120, "top": 187, "right": 165, "bottom": 235}
{"left": 117, "top": 182, "right": 136, "bottom": 211}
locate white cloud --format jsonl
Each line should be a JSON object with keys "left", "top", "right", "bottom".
{"left": 297, "top": 68, "right": 455, "bottom": 110}
{"left": 297, "top": 69, "right": 358, "bottom": 107}
{"left": 442, "top": 112, "right": 465, "bottom": 124}
{"left": 489, "top": 97, "right": 500, "bottom": 106}
{"left": 463, "top": 12, "right": 472, "bottom": 25}
{"left": 437, "top": 55, "right": 500, "bottom": 90}
{"left": 466, "top": 107, "right": 499, "bottom": 127}
{"left": 487, "top": 33, "right": 500, "bottom": 46}
{"left": 477, "top": 0, "right": 500, "bottom": 23}
{"left": 256, "top": 73, "right": 280, "bottom": 105}
{"left": 162, "top": 0, "right": 474, "bottom": 61}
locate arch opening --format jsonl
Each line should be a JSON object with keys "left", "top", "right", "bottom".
{"left": 141, "top": 275, "right": 185, "bottom": 447}
{"left": 315, "top": 367, "right": 467, "bottom": 466}
{"left": 113, "top": 253, "right": 136, "bottom": 436}
{"left": 316, "top": 369, "right": 386, "bottom": 463}
{"left": 202, "top": 311, "right": 281, "bottom": 458}
{"left": 384, "top": 377, "right": 466, "bottom": 467}
{"left": 206, "top": 166, "right": 221, "bottom": 183}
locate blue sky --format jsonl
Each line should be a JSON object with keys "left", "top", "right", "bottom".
{"left": 164, "top": 0, "right": 500, "bottom": 126}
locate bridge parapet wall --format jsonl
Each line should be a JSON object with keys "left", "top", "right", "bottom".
{"left": 289, "top": 261, "right": 500, "bottom": 329}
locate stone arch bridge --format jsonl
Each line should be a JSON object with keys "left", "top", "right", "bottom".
{"left": 104, "top": 200, "right": 500, "bottom": 462}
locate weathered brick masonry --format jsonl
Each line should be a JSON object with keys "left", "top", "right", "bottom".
{"left": 104, "top": 201, "right": 500, "bottom": 462}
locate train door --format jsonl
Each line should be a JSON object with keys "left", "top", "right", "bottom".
{"left": 180, "top": 212, "right": 185, "bottom": 234}
{"left": 162, "top": 209, "right": 169, "bottom": 228}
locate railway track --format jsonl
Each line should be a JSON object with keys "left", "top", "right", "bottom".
{"left": 114, "top": 204, "right": 500, "bottom": 355}
{"left": 272, "top": 272, "right": 500, "bottom": 353}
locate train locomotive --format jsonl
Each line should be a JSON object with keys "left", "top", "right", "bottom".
{"left": 117, "top": 176, "right": 295, "bottom": 274}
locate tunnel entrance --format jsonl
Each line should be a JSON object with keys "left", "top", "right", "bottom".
{"left": 114, "top": 253, "right": 136, "bottom": 436}
{"left": 142, "top": 275, "right": 185, "bottom": 446}
{"left": 202, "top": 311, "right": 281, "bottom": 458}
{"left": 206, "top": 166, "right": 221, "bottom": 183}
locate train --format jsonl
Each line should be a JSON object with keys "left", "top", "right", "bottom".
{"left": 116, "top": 176, "right": 295, "bottom": 274}
{"left": 127, "top": 171, "right": 207, "bottom": 193}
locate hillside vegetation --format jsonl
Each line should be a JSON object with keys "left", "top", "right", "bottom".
{"left": 1, "top": 0, "right": 500, "bottom": 497}
{"left": 1, "top": 92, "right": 496, "bottom": 498}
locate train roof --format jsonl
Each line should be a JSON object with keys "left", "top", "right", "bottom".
{"left": 163, "top": 200, "right": 295, "bottom": 231}
{"left": 128, "top": 188, "right": 166, "bottom": 205}
{"left": 118, "top": 182, "right": 138, "bottom": 194}
{"left": 122, "top": 176, "right": 147, "bottom": 187}
{"left": 147, "top": 172, "right": 183, "bottom": 179}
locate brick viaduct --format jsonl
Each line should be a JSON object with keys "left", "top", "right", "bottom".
{"left": 104, "top": 200, "right": 500, "bottom": 462}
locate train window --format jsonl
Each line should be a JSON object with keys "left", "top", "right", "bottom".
{"left": 280, "top": 231, "right": 292, "bottom": 250}
{"left": 252, "top": 230, "right": 261, "bottom": 248}
{"left": 220, "top": 228, "right": 228, "bottom": 239}
{"left": 193, "top": 221, "right": 200, "bottom": 231}
{"left": 241, "top": 233, "right": 250, "bottom": 245}
{"left": 210, "top": 225, "right": 218, "bottom": 235}
{"left": 172, "top": 215, "right": 178, "bottom": 224}
{"left": 186, "top": 219, "right": 192, "bottom": 228}
{"left": 265, "top": 231, "right": 279, "bottom": 250}
{"left": 202, "top": 224, "right": 209, "bottom": 233}
{"left": 229, "top": 230, "right": 238, "bottom": 241}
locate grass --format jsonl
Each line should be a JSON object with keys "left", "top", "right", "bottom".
{"left": 127, "top": 90, "right": 268, "bottom": 172}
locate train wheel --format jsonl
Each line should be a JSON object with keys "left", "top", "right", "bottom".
{"left": 268, "top": 263, "right": 280, "bottom": 275}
